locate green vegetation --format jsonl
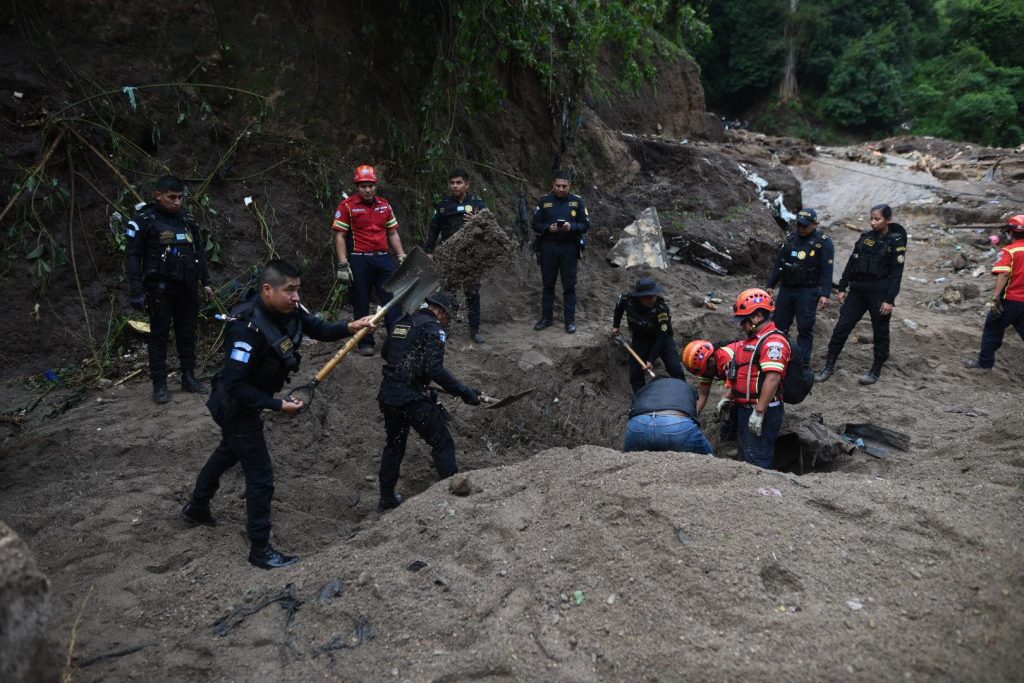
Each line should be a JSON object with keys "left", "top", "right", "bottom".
{"left": 698, "top": 0, "right": 1024, "bottom": 146}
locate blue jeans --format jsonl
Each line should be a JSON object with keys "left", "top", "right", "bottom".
{"left": 773, "top": 286, "right": 818, "bottom": 366}
{"left": 350, "top": 252, "right": 400, "bottom": 348}
{"left": 736, "top": 403, "right": 784, "bottom": 469}
{"left": 623, "top": 414, "right": 714, "bottom": 455}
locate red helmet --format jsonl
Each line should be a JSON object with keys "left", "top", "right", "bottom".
{"left": 682, "top": 340, "right": 716, "bottom": 376}
{"left": 353, "top": 164, "right": 378, "bottom": 184}
{"left": 732, "top": 288, "right": 775, "bottom": 321}
{"left": 1005, "top": 214, "right": 1024, "bottom": 233}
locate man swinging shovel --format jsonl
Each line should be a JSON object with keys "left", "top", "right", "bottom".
{"left": 376, "top": 289, "right": 485, "bottom": 512}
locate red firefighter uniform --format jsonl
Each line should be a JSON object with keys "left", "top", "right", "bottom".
{"left": 993, "top": 242, "right": 1024, "bottom": 302}
{"left": 332, "top": 194, "right": 399, "bottom": 253}
{"left": 731, "top": 322, "right": 791, "bottom": 405}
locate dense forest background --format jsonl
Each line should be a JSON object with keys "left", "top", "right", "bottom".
{"left": 696, "top": 0, "right": 1024, "bottom": 145}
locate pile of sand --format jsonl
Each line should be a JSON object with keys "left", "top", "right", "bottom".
{"left": 433, "top": 209, "right": 517, "bottom": 292}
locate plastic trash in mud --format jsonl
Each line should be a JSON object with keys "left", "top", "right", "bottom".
{"left": 573, "top": 590, "right": 585, "bottom": 605}
{"left": 843, "top": 423, "right": 911, "bottom": 460}
{"left": 903, "top": 319, "right": 919, "bottom": 331}
{"left": 756, "top": 488, "right": 783, "bottom": 497}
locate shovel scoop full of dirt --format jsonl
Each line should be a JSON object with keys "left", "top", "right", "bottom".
{"left": 432, "top": 209, "right": 517, "bottom": 292}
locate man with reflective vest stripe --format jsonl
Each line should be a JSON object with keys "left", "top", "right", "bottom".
{"left": 682, "top": 338, "right": 741, "bottom": 415}
{"left": 965, "top": 215, "right": 1024, "bottom": 369}
{"left": 721, "top": 289, "right": 790, "bottom": 469}
{"left": 332, "top": 164, "right": 407, "bottom": 356}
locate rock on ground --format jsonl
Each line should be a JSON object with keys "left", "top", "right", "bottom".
{"left": 0, "top": 521, "right": 55, "bottom": 683}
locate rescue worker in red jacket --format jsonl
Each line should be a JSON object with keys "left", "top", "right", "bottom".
{"left": 332, "top": 164, "right": 407, "bottom": 356}
{"left": 964, "top": 215, "right": 1024, "bottom": 369}
{"left": 719, "top": 289, "right": 790, "bottom": 469}
{"left": 682, "top": 339, "right": 740, "bottom": 415}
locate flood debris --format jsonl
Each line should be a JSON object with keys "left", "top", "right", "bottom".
{"left": 314, "top": 615, "right": 374, "bottom": 656}
{"left": 74, "top": 644, "right": 147, "bottom": 668}
{"left": 315, "top": 578, "right": 345, "bottom": 605}
{"left": 213, "top": 583, "right": 304, "bottom": 637}
{"left": 607, "top": 207, "right": 669, "bottom": 269}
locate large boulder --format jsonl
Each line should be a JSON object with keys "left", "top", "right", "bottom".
{"left": 0, "top": 521, "right": 54, "bottom": 683}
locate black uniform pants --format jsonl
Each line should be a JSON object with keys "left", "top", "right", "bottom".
{"left": 191, "top": 414, "right": 274, "bottom": 550}
{"left": 773, "top": 286, "right": 819, "bottom": 366}
{"left": 629, "top": 336, "right": 685, "bottom": 393}
{"left": 826, "top": 281, "right": 890, "bottom": 367}
{"left": 465, "top": 281, "right": 481, "bottom": 331}
{"left": 978, "top": 300, "right": 1024, "bottom": 368}
{"left": 379, "top": 399, "right": 457, "bottom": 496}
{"left": 146, "top": 279, "right": 199, "bottom": 380}
{"left": 539, "top": 241, "right": 579, "bottom": 324}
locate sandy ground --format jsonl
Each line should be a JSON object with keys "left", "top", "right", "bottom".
{"left": 2, "top": 149, "right": 1023, "bottom": 681}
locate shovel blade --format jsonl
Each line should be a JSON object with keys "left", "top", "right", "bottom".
{"left": 483, "top": 388, "right": 535, "bottom": 410}
{"left": 382, "top": 247, "right": 440, "bottom": 317}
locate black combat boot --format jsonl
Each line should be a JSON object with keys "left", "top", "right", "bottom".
{"left": 181, "top": 371, "right": 208, "bottom": 394}
{"left": 470, "top": 328, "right": 485, "bottom": 344}
{"left": 858, "top": 363, "right": 883, "bottom": 385}
{"left": 248, "top": 545, "right": 299, "bottom": 570}
{"left": 377, "top": 492, "right": 403, "bottom": 512}
{"left": 814, "top": 357, "right": 837, "bottom": 383}
{"left": 180, "top": 501, "right": 218, "bottom": 526}
{"left": 153, "top": 379, "right": 171, "bottom": 404}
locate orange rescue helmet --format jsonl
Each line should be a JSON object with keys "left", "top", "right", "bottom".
{"left": 732, "top": 288, "right": 775, "bottom": 321}
{"left": 353, "top": 164, "right": 378, "bottom": 184}
{"left": 682, "top": 340, "right": 716, "bottom": 376}
{"left": 1005, "top": 214, "right": 1024, "bottom": 233}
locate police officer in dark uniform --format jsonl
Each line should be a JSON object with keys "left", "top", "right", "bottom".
{"left": 611, "top": 277, "right": 686, "bottom": 393}
{"left": 532, "top": 171, "right": 590, "bottom": 334}
{"left": 766, "top": 208, "right": 834, "bottom": 368}
{"left": 181, "top": 260, "right": 376, "bottom": 570}
{"left": 817, "top": 204, "right": 908, "bottom": 385}
{"left": 126, "top": 175, "right": 214, "bottom": 404}
{"left": 424, "top": 168, "right": 488, "bottom": 343}
{"left": 377, "top": 291, "right": 482, "bottom": 512}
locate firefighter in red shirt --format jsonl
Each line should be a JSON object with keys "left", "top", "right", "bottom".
{"left": 965, "top": 215, "right": 1024, "bottom": 369}
{"left": 720, "top": 289, "right": 790, "bottom": 469}
{"left": 682, "top": 339, "right": 740, "bottom": 415}
{"left": 332, "top": 164, "right": 407, "bottom": 356}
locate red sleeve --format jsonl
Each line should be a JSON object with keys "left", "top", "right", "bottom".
{"left": 992, "top": 247, "right": 1012, "bottom": 274}
{"left": 332, "top": 199, "right": 350, "bottom": 232}
{"left": 758, "top": 338, "right": 789, "bottom": 375}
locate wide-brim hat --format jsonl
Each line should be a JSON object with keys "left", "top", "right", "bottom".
{"left": 630, "top": 277, "right": 664, "bottom": 297}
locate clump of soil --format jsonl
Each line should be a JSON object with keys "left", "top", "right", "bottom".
{"left": 432, "top": 210, "right": 517, "bottom": 292}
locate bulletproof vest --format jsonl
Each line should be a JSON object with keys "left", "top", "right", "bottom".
{"left": 848, "top": 226, "right": 903, "bottom": 281}
{"left": 381, "top": 311, "right": 435, "bottom": 390}
{"left": 232, "top": 294, "right": 304, "bottom": 394}
{"left": 435, "top": 196, "right": 483, "bottom": 243}
{"left": 778, "top": 232, "right": 825, "bottom": 288}
{"left": 138, "top": 205, "right": 202, "bottom": 283}
{"left": 624, "top": 296, "right": 669, "bottom": 337}
{"left": 629, "top": 378, "right": 698, "bottom": 418}
{"left": 537, "top": 193, "right": 582, "bottom": 243}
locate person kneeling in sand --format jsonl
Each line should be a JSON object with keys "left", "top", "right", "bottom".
{"left": 623, "top": 377, "right": 713, "bottom": 455}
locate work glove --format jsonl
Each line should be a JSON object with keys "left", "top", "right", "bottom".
{"left": 335, "top": 261, "right": 353, "bottom": 284}
{"left": 748, "top": 409, "right": 765, "bottom": 437}
{"left": 463, "top": 387, "right": 482, "bottom": 406}
{"left": 991, "top": 297, "right": 1004, "bottom": 317}
{"left": 715, "top": 396, "right": 733, "bottom": 418}
{"left": 398, "top": 253, "right": 407, "bottom": 265}
{"left": 130, "top": 294, "right": 146, "bottom": 311}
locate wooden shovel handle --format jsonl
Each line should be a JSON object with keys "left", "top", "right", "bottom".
{"left": 617, "top": 336, "right": 656, "bottom": 378}
{"left": 314, "top": 305, "right": 389, "bottom": 383}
